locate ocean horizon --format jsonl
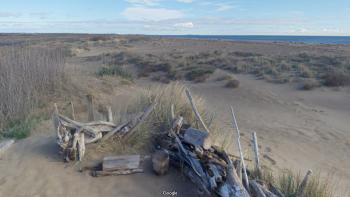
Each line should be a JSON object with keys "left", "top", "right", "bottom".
{"left": 163, "top": 35, "right": 350, "bottom": 44}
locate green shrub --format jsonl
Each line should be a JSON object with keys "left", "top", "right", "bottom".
{"left": 185, "top": 67, "right": 215, "bottom": 82}
{"left": 97, "top": 65, "right": 133, "bottom": 80}
{"left": 2, "top": 117, "right": 41, "bottom": 139}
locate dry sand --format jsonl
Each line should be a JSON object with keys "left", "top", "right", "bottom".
{"left": 0, "top": 37, "right": 350, "bottom": 196}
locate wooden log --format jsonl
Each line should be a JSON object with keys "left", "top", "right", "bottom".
{"left": 252, "top": 132, "right": 261, "bottom": 177}
{"left": 86, "top": 94, "right": 95, "bottom": 121}
{"left": 250, "top": 180, "right": 267, "bottom": 197}
{"left": 102, "top": 155, "right": 141, "bottom": 172}
{"left": 106, "top": 105, "right": 113, "bottom": 123}
{"left": 172, "top": 116, "right": 183, "bottom": 133}
{"left": 185, "top": 89, "right": 211, "bottom": 150}
{"left": 260, "top": 185, "right": 278, "bottom": 197}
{"left": 70, "top": 101, "right": 76, "bottom": 120}
{"left": 152, "top": 150, "right": 169, "bottom": 175}
{"left": 230, "top": 106, "right": 249, "bottom": 189}
{"left": 92, "top": 168, "right": 143, "bottom": 177}
{"left": 171, "top": 104, "right": 175, "bottom": 120}
{"left": 294, "top": 170, "right": 312, "bottom": 197}
{"left": 100, "top": 122, "right": 128, "bottom": 141}
{"left": 183, "top": 127, "right": 209, "bottom": 147}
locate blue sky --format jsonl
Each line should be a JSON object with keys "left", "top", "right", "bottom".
{"left": 0, "top": 0, "right": 349, "bottom": 35}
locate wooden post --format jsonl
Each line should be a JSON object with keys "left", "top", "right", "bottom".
{"left": 54, "top": 103, "right": 59, "bottom": 114}
{"left": 106, "top": 105, "right": 113, "bottom": 123}
{"left": 86, "top": 94, "right": 95, "bottom": 121}
{"left": 171, "top": 104, "right": 175, "bottom": 120}
{"left": 185, "top": 89, "right": 211, "bottom": 150}
{"left": 252, "top": 132, "right": 261, "bottom": 177}
{"left": 295, "top": 170, "right": 312, "bottom": 197}
{"left": 230, "top": 106, "right": 249, "bottom": 190}
{"left": 70, "top": 101, "right": 76, "bottom": 120}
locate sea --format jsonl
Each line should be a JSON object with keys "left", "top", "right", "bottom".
{"left": 163, "top": 35, "right": 350, "bottom": 45}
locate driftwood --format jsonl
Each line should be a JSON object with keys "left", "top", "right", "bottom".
{"left": 54, "top": 102, "right": 156, "bottom": 161}
{"left": 294, "top": 170, "right": 312, "bottom": 197}
{"left": 92, "top": 168, "right": 143, "bottom": 177}
{"left": 86, "top": 94, "right": 95, "bottom": 121}
{"left": 230, "top": 106, "right": 249, "bottom": 189}
{"left": 251, "top": 132, "right": 261, "bottom": 177}
{"left": 103, "top": 155, "right": 141, "bottom": 172}
{"left": 0, "top": 139, "right": 15, "bottom": 158}
{"left": 250, "top": 180, "right": 267, "bottom": 197}
{"left": 185, "top": 89, "right": 211, "bottom": 150}
{"left": 152, "top": 150, "right": 170, "bottom": 175}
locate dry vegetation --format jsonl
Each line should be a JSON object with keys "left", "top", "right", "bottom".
{"left": 0, "top": 45, "right": 66, "bottom": 138}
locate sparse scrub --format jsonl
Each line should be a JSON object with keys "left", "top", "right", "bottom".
{"left": 185, "top": 67, "right": 215, "bottom": 82}
{"left": 2, "top": 117, "right": 42, "bottom": 139}
{"left": 323, "top": 70, "right": 348, "bottom": 87}
{"left": 300, "top": 79, "right": 320, "bottom": 90}
{"left": 0, "top": 45, "right": 65, "bottom": 131}
{"left": 97, "top": 65, "right": 133, "bottom": 81}
{"left": 298, "top": 64, "right": 314, "bottom": 78}
{"left": 225, "top": 79, "right": 240, "bottom": 88}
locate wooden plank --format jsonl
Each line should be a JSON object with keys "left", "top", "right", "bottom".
{"left": 103, "top": 155, "right": 141, "bottom": 172}
{"left": 92, "top": 168, "right": 143, "bottom": 177}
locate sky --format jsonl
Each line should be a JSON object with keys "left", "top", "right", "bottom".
{"left": 0, "top": 0, "right": 349, "bottom": 35}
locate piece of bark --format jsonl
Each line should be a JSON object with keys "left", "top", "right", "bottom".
{"left": 102, "top": 155, "right": 141, "bottom": 172}
{"left": 92, "top": 168, "right": 143, "bottom": 177}
{"left": 250, "top": 180, "right": 267, "bottom": 197}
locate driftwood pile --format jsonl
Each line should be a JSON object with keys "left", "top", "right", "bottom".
{"left": 152, "top": 89, "right": 312, "bottom": 197}
{"left": 52, "top": 95, "right": 156, "bottom": 162}
{"left": 52, "top": 92, "right": 313, "bottom": 197}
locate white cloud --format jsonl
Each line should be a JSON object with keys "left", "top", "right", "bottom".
{"left": 0, "top": 12, "right": 21, "bottom": 18}
{"left": 174, "top": 22, "right": 194, "bottom": 28}
{"left": 322, "top": 28, "right": 342, "bottom": 33}
{"left": 122, "top": 7, "right": 184, "bottom": 21}
{"left": 216, "top": 3, "right": 234, "bottom": 11}
{"left": 125, "top": 0, "right": 160, "bottom": 6}
{"left": 177, "top": 0, "right": 193, "bottom": 3}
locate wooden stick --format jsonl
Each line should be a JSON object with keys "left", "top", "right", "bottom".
{"left": 86, "top": 94, "right": 95, "bottom": 121}
{"left": 106, "top": 105, "right": 113, "bottom": 123}
{"left": 295, "top": 170, "right": 312, "bottom": 197}
{"left": 92, "top": 168, "right": 144, "bottom": 177}
{"left": 171, "top": 104, "right": 175, "bottom": 120}
{"left": 230, "top": 106, "right": 249, "bottom": 189}
{"left": 70, "top": 101, "right": 76, "bottom": 120}
{"left": 185, "top": 89, "right": 210, "bottom": 134}
{"left": 252, "top": 132, "right": 261, "bottom": 177}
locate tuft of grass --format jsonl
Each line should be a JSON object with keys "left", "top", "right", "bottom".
{"left": 225, "top": 79, "right": 240, "bottom": 88}
{"left": 119, "top": 83, "right": 217, "bottom": 151}
{"left": 97, "top": 65, "right": 133, "bottom": 81}
{"left": 1, "top": 117, "right": 41, "bottom": 139}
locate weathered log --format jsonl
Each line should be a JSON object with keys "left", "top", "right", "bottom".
{"left": 252, "top": 132, "right": 261, "bottom": 178}
{"left": 100, "top": 122, "right": 128, "bottom": 141}
{"left": 171, "top": 104, "right": 175, "bottom": 120}
{"left": 230, "top": 106, "right": 249, "bottom": 189}
{"left": 172, "top": 116, "right": 183, "bottom": 133}
{"left": 0, "top": 139, "right": 15, "bottom": 158}
{"left": 250, "top": 180, "right": 267, "bottom": 197}
{"left": 183, "top": 127, "right": 209, "bottom": 148}
{"left": 92, "top": 168, "right": 143, "bottom": 177}
{"left": 260, "top": 184, "right": 278, "bottom": 197}
{"left": 269, "top": 184, "right": 285, "bottom": 197}
{"left": 102, "top": 155, "right": 141, "bottom": 172}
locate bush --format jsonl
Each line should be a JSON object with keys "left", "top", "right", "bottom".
{"left": 216, "top": 74, "right": 233, "bottom": 81}
{"left": 323, "top": 70, "right": 348, "bottom": 86}
{"left": 300, "top": 79, "right": 320, "bottom": 90}
{"left": 2, "top": 117, "right": 41, "bottom": 139}
{"left": 225, "top": 79, "right": 240, "bottom": 88}
{"left": 185, "top": 67, "right": 215, "bottom": 82}
{"left": 97, "top": 65, "right": 133, "bottom": 80}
